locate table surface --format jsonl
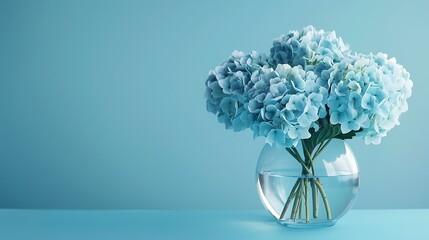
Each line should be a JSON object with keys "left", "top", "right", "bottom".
{"left": 0, "top": 209, "right": 427, "bottom": 239}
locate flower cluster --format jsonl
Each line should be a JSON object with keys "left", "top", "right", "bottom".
{"left": 204, "top": 26, "right": 413, "bottom": 147}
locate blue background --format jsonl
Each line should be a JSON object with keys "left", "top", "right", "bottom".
{"left": 0, "top": 0, "right": 427, "bottom": 209}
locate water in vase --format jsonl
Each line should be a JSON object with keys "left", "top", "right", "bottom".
{"left": 257, "top": 170, "right": 359, "bottom": 227}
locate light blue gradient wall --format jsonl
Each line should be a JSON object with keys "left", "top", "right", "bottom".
{"left": 0, "top": 0, "right": 427, "bottom": 209}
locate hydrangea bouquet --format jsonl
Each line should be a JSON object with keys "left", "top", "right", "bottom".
{"left": 204, "top": 26, "right": 412, "bottom": 223}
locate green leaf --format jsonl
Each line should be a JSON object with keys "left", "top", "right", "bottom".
{"left": 310, "top": 129, "right": 318, "bottom": 150}
{"left": 334, "top": 127, "right": 362, "bottom": 140}
{"left": 327, "top": 125, "right": 335, "bottom": 139}
{"left": 315, "top": 127, "right": 326, "bottom": 146}
{"left": 309, "top": 124, "right": 354, "bottom": 150}
{"left": 335, "top": 131, "right": 356, "bottom": 140}
{"left": 330, "top": 125, "right": 341, "bottom": 138}
{"left": 306, "top": 128, "right": 317, "bottom": 153}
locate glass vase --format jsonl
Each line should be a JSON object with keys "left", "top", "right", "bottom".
{"left": 256, "top": 139, "right": 359, "bottom": 228}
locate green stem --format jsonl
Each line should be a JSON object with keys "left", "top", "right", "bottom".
{"left": 281, "top": 139, "right": 333, "bottom": 224}
{"left": 279, "top": 178, "right": 301, "bottom": 220}
{"left": 314, "top": 179, "right": 332, "bottom": 220}
{"left": 290, "top": 146, "right": 301, "bottom": 157}
{"left": 309, "top": 159, "right": 315, "bottom": 175}
{"left": 286, "top": 148, "right": 311, "bottom": 174}
{"left": 290, "top": 179, "right": 304, "bottom": 221}
{"left": 302, "top": 141, "right": 315, "bottom": 175}
{"left": 313, "top": 138, "right": 332, "bottom": 160}
{"left": 302, "top": 141, "right": 312, "bottom": 164}
{"left": 304, "top": 178, "right": 309, "bottom": 223}
{"left": 311, "top": 179, "right": 319, "bottom": 218}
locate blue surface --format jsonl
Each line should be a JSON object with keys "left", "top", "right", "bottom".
{"left": 0, "top": 209, "right": 427, "bottom": 239}
{"left": 0, "top": 0, "right": 428, "bottom": 209}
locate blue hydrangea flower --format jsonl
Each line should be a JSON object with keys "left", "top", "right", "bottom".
{"left": 285, "top": 94, "right": 306, "bottom": 120}
{"left": 298, "top": 103, "right": 319, "bottom": 127}
{"left": 270, "top": 26, "right": 349, "bottom": 69}
{"left": 288, "top": 125, "right": 311, "bottom": 139}
{"left": 205, "top": 26, "right": 413, "bottom": 147}
{"left": 266, "top": 129, "right": 297, "bottom": 148}
{"left": 261, "top": 104, "right": 280, "bottom": 121}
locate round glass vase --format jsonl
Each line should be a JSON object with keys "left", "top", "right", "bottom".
{"left": 256, "top": 139, "right": 359, "bottom": 228}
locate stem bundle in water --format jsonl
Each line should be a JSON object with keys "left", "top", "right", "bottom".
{"left": 279, "top": 140, "right": 332, "bottom": 223}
